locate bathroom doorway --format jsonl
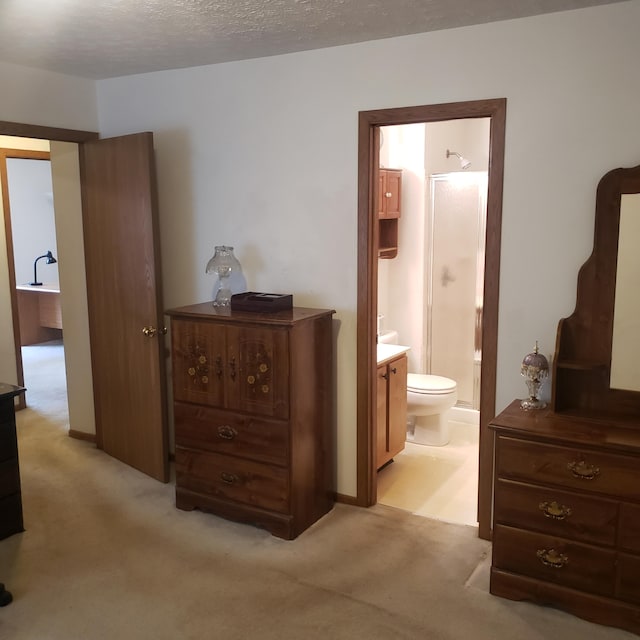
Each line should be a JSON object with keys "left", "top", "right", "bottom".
{"left": 356, "top": 99, "right": 506, "bottom": 540}
{"left": 375, "top": 119, "right": 489, "bottom": 526}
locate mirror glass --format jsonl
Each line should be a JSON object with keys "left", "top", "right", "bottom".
{"left": 611, "top": 193, "right": 640, "bottom": 391}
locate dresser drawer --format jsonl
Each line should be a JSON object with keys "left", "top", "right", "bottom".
{"left": 0, "top": 458, "right": 20, "bottom": 499}
{"left": 175, "top": 448, "right": 289, "bottom": 514}
{"left": 0, "top": 421, "right": 17, "bottom": 462}
{"left": 174, "top": 402, "right": 288, "bottom": 467}
{"left": 492, "top": 524, "right": 616, "bottom": 597}
{"left": 494, "top": 479, "right": 618, "bottom": 546}
{"left": 497, "top": 436, "right": 640, "bottom": 500}
{"left": 619, "top": 503, "right": 640, "bottom": 553}
{"left": 618, "top": 553, "right": 640, "bottom": 604}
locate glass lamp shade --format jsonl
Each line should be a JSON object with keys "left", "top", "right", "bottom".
{"left": 205, "top": 245, "right": 246, "bottom": 307}
{"left": 520, "top": 341, "right": 549, "bottom": 410}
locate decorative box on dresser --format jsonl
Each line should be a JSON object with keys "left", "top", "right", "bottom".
{"left": 489, "top": 163, "right": 640, "bottom": 635}
{"left": 166, "top": 303, "right": 335, "bottom": 540}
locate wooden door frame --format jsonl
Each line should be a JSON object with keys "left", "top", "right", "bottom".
{"left": 356, "top": 99, "right": 506, "bottom": 540}
{"left": 0, "top": 121, "right": 98, "bottom": 409}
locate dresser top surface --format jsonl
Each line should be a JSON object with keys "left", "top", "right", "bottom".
{"left": 165, "top": 302, "right": 334, "bottom": 325}
{"left": 491, "top": 399, "right": 640, "bottom": 453}
{"left": 0, "top": 383, "right": 25, "bottom": 400}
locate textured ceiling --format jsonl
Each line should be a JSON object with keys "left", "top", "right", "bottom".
{"left": 0, "top": 0, "right": 627, "bottom": 79}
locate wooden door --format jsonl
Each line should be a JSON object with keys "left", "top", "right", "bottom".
{"left": 80, "top": 133, "right": 169, "bottom": 482}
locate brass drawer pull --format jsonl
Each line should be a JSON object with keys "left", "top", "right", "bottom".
{"left": 537, "top": 548, "right": 569, "bottom": 568}
{"left": 217, "top": 425, "right": 238, "bottom": 440}
{"left": 567, "top": 460, "right": 600, "bottom": 480}
{"left": 229, "top": 357, "right": 237, "bottom": 381}
{"left": 539, "top": 500, "right": 572, "bottom": 520}
{"left": 220, "top": 472, "right": 239, "bottom": 485}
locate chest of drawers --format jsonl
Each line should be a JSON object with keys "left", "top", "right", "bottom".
{"left": 0, "top": 383, "right": 25, "bottom": 540}
{"left": 166, "top": 303, "right": 335, "bottom": 539}
{"left": 490, "top": 400, "right": 640, "bottom": 634}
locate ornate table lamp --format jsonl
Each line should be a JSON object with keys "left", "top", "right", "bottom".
{"left": 520, "top": 341, "right": 549, "bottom": 410}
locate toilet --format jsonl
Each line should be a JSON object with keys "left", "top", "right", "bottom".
{"left": 407, "top": 373, "right": 457, "bottom": 446}
{"left": 378, "top": 329, "right": 457, "bottom": 446}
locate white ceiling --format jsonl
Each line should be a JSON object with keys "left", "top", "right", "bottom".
{"left": 0, "top": 0, "right": 627, "bottom": 80}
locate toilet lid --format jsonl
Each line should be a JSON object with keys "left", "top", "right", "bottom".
{"left": 407, "top": 373, "right": 457, "bottom": 395}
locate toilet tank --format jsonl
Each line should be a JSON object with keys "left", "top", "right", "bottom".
{"left": 378, "top": 330, "right": 399, "bottom": 345}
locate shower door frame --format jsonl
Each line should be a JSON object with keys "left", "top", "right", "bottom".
{"left": 356, "top": 98, "right": 506, "bottom": 541}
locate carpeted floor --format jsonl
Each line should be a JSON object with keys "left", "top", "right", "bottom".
{"left": 0, "top": 343, "right": 635, "bottom": 639}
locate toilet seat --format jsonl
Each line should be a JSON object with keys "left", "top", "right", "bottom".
{"left": 407, "top": 373, "right": 456, "bottom": 395}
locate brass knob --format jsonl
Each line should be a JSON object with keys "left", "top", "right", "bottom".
{"left": 385, "top": 192, "right": 392, "bottom": 198}
{"left": 567, "top": 460, "right": 600, "bottom": 480}
{"left": 539, "top": 500, "right": 572, "bottom": 520}
{"left": 217, "top": 425, "right": 238, "bottom": 440}
{"left": 142, "top": 326, "right": 167, "bottom": 338}
{"left": 537, "top": 548, "right": 568, "bottom": 569}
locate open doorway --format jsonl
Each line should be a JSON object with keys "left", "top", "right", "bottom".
{"left": 356, "top": 99, "right": 506, "bottom": 540}
{"left": 1, "top": 149, "right": 67, "bottom": 419}
{"left": 375, "top": 119, "right": 489, "bottom": 526}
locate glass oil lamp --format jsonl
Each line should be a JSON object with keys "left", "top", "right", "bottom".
{"left": 205, "top": 246, "right": 246, "bottom": 307}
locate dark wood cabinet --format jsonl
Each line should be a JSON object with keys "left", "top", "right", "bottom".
{"left": 378, "top": 168, "right": 402, "bottom": 259}
{"left": 166, "top": 303, "right": 335, "bottom": 539}
{"left": 490, "top": 401, "right": 640, "bottom": 633}
{"left": 376, "top": 353, "right": 407, "bottom": 469}
{"left": 0, "top": 383, "right": 25, "bottom": 540}
{"left": 489, "top": 164, "right": 640, "bottom": 635}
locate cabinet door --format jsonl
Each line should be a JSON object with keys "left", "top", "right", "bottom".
{"left": 379, "top": 169, "right": 402, "bottom": 219}
{"left": 226, "top": 325, "right": 289, "bottom": 419}
{"left": 387, "top": 355, "right": 407, "bottom": 458}
{"left": 171, "top": 319, "right": 227, "bottom": 408}
{"left": 376, "top": 364, "right": 389, "bottom": 469}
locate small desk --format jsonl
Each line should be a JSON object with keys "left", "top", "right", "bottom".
{"left": 0, "top": 383, "right": 25, "bottom": 540}
{"left": 16, "top": 284, "right": 63, "bottom": 345}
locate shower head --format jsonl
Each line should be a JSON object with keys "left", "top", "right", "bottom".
{"left": 446, "top": 149, "right": 471, "bottom": 170}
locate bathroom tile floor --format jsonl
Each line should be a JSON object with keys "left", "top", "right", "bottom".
{"left": 376, "top": 419, "right": 479, "bottom": 527}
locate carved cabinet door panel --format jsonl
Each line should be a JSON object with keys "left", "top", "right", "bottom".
{"left": 226, "top": 325, "right": 289, "bottom": 419}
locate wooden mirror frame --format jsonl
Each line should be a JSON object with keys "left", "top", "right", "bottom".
{"left": 552, "top": 163, "right": 640, "bottom": 420}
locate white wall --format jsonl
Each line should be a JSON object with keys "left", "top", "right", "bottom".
{"left": 0, "top": 61, "right": 98, "bottom": 131}
{"left": 0, "top": 65, "right": 97, "bottom": 392}
{"left": 94, "top": 1, "right": 640, "bottom": 498}
{"left": 6, "top": 158, "right": 59, "bottom": 286}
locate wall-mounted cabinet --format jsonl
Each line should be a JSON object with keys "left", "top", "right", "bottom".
{"left": 378, "top": 168, "right": 402, "bottom": 259}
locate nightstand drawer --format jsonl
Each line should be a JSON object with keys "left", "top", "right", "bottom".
{"left": 0, "top": 422, "right": 17, "bottom": 462}
{"left": 494, "top": 479, "right": 618, "bottom": 546}
{"left": 174, "top": 402, "right": 288, "bottom": 467}
{"left": 492, "top": 524, "right": 616, "bottom": 597}
{"left": 0, "top": 458, "right": 20, "bottom": 499}
{"left": 497, "top": 436, "right": 640, "bottom": 500}
{"left": 175, "top": 448, "right": 289, "bottom": 514}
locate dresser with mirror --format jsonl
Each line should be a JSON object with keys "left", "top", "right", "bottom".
{"left": 489, "top": 164, "right": 640, "bottom": 634}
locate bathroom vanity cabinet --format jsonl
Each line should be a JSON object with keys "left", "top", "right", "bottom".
{"left": 489, "top": 164, "right": 640, "bottom": 635}
{"left": 376, "top": 352, "right": 407, "bottom": 469}
{"left": 166, "top": 303, "right": 335, "bottom": 540}
{"left": 378, "top": 168, "right": 402, "bottom": 259}
{"left": 0, "top": 383, "right": 25, "bottom": 540}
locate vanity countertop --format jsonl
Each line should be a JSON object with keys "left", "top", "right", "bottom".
{"left": 377, "top": 343, "right": 410, "bottom": 366}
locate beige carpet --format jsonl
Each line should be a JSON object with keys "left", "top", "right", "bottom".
{"left": 0, "top": 343, "right": 635, "bottom": 639}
